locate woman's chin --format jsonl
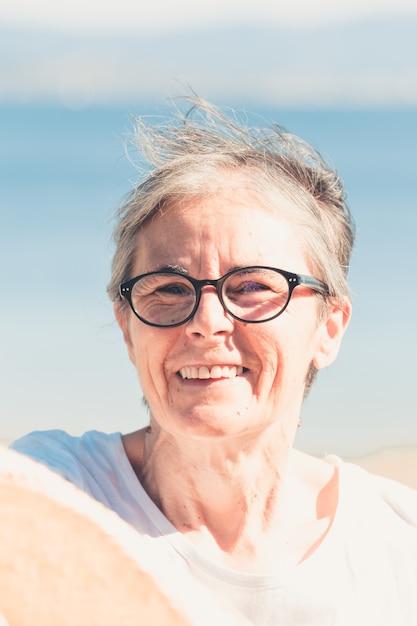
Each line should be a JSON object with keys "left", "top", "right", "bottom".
{"left": 163, "top": 404, "right": 261, "bottom": 441}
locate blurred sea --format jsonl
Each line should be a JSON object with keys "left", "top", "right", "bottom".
{"left": 0, "top": 104, "right": 416, "bottom": 456}
{"left": 2, "top": 104, "right": 416, "bottom": 300}
{"left": 2, "top": 104, "right": 416, "bottom": 241}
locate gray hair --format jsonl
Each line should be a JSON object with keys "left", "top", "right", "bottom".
{"left": 107, "top": 98, "right": 355, "bottom": 312}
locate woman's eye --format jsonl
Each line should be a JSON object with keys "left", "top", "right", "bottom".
{"left": 235, "top": 280, "right": 271, "bottom": 293}
{"left": 157, "top": 283, "right": 191, "bottom": 295}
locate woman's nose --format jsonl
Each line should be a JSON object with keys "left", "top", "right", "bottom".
{"left": 184, "top": 287, "right": 234, "bottom": 338}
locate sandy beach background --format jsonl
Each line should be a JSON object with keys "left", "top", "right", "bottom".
{"left": 2, "top": 438, "right": 416, "bottom": 490}
{"left": 346, "top": 444, "right": 417, "bottom": 489}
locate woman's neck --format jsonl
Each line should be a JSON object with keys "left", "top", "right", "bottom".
{"left": 122, "top": 425, "right": 339, "bottom": 572}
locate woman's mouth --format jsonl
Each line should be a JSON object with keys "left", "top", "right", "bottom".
{"left": 178, "top": 365, "right": 246, "bottom": 380}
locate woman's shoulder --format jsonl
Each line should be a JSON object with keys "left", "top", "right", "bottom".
{"left": 11, "top": 429, "right": 117, "bottom": 447}
{"left": 326, "top": 454, "right": 417, "bottom": 527}
{"left": 10, "top": 428, "right": 121, "bottom": 456}
{"left": 294, "top": 450, "right": 417, "bottom": 532}
{"left": 9, "top": 429, "right": 122, "bottom": 489}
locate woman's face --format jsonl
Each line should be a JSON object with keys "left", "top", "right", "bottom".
{"left": 116, "top": 182, "right": 349, "bottom": 443}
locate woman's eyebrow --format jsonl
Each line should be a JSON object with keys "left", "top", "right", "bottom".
{"left": 155, "top": 263, "right": 189, "bottom": 274}
{"left": 154, "top": 264, "right": 262, "bottom": 275}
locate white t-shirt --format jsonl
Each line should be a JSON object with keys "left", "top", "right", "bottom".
{"left": 10, "top": 430, "right": 417, "bottom": 625}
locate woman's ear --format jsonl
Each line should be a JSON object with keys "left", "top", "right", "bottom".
{"left": 313, "top": 298, "right": 352, "bottom": 370}
{"left": 114, "top": 302, "right": 137, "bottom": 366}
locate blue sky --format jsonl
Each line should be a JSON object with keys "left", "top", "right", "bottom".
{"left": 1, "top": 7, "right": 417, "bottom": 109}
{"left": 2, "top": 0, "right": 417, "bottom": 33}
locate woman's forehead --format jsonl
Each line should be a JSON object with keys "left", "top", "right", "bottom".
{"left": 146, "top": 179, "right": 300, "bottom": 227}
{"left": 133, "top": 194, "right": 310, "bottom": 276}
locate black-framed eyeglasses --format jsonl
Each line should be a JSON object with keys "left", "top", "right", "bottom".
{"left": 119, "top": 266, "right": 330, "bottom": 328}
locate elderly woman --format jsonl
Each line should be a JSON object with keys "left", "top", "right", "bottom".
{"left": 11, "top": 99, "right": 417, "bottom": 624}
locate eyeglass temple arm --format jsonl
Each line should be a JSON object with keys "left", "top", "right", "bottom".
{"left": 297, "top": 274, "right": 330, "bottom": 295}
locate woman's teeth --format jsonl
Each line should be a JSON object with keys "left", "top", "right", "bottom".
{"left": 179, "top": 365, "right": 244, "bottom": 379}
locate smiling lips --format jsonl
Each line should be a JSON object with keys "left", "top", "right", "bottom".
{"left": 179, "top": 365, "right": 245, "bottom": 380}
